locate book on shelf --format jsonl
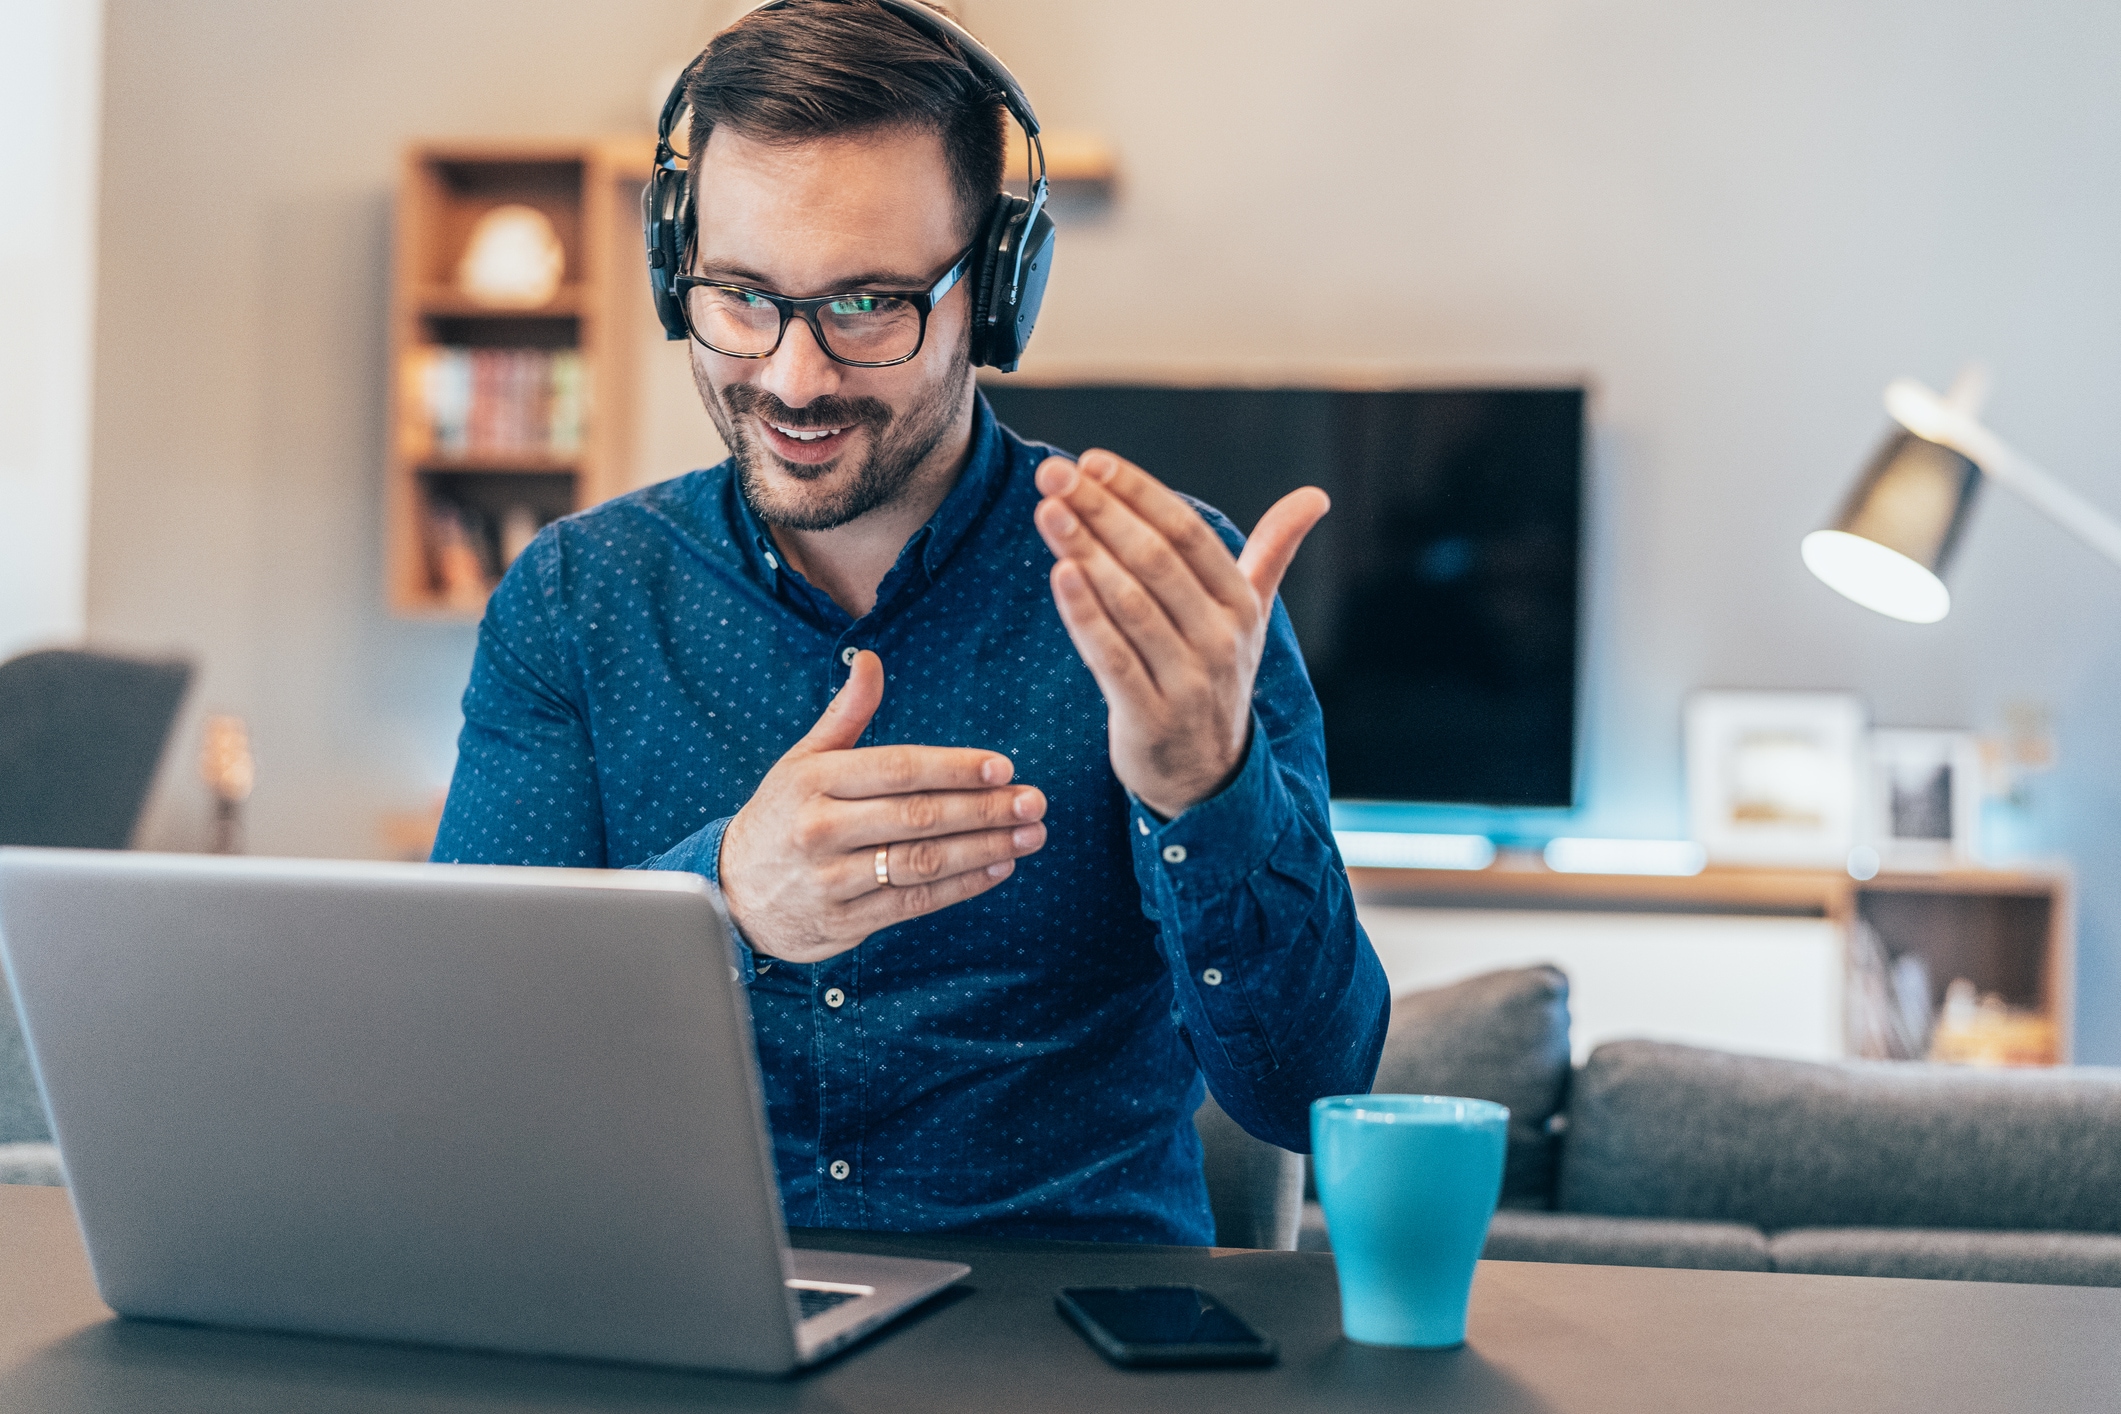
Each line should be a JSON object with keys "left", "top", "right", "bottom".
{"left": 423, "top": 499, "right": 550, "bottom": 608}
{"left": 400, "top": 347, "right": 586, "bottom": 461}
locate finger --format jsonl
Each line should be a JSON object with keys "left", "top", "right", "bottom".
{"left": 1039, "top": 451, "right": 1253, "bottom": 611}
{"left": 1035, "top": 490, "right": 1224, "bottom": 651}
{"left": 841, "top": 822, "right": 1046, "bottom": 898}
{"left": 821, "top": 744, "right": 1017, "bottom": 799}
{"left": 845, "top": 856, "right": 1018, "bottom": 931}
{"left": 809, "top": 784, "right": 1045, "bottom": 854}
{"left": 1050, "top": 559, "right": 1158, "bottom": 702}
{"left": 1236, "top": 487, "right": 1330, "bottom": 606}
{"left": 1036, "top": 509, "right": 1193, "bottom": 683}
{"left": 790, "top": 648, "right": 884, "bottom": 756}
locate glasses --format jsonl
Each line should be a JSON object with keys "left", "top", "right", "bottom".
{"left": 673, "top": 244, "right": 975, "bottom": 368}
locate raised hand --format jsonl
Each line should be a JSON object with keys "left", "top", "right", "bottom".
{"left": 716, "top": 650, "right": 1046, "bottom": 963}
{"left": 1033, "top": 450, "right": 1329, "bottom": 820}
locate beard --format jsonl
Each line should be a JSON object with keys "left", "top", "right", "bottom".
{"left": 692, "top": 331, "right": 973, "bottom": 532}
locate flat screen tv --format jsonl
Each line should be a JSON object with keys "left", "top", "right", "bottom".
{"left": 980, "top": 383, "right": 1585, "bottom": 808}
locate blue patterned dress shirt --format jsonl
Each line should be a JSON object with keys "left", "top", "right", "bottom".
{"left": 433, "top": 396, "right": 1389, "bottom": 1245}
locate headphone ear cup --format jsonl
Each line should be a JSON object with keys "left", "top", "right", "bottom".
{"left": 967, "top": 193, "right": 1019, "bottom": 368}
{"left": 643, "top": 166, "right": 691, "bottom": 341}
{"left": 989, "top": 204, "right": 1054, "bottom": 374}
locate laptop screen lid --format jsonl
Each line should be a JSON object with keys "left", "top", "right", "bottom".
{"left": 0, "top": 849, "right": 803, "bottom": 1374}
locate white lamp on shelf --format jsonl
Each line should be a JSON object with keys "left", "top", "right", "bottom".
{"left": 1802, "top": 367, "right": 2121, "bottom": 622}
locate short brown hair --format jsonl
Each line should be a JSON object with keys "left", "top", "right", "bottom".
{"left": 686, "top": 0, "right": 1008, "bottom": 240}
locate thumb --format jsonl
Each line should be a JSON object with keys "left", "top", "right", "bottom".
{"left": 792, "top": 649, "right": 883, "bottom": 755}
{"left": 1237, "top": 487, "right": 1330, "bottom": 608}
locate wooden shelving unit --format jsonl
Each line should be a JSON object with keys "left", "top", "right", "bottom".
{"left": 384, "top": 139, "right": 655, "bottom": 618}
{"left": 1350, "top": 856, "right": 2073, "bottom": 1064}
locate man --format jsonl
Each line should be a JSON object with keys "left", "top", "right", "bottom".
{"left": 433, "top": 0, "right": 1387, "bottom": 1245}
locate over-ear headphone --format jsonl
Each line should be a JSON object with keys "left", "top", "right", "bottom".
{"left": 643, "top": 0, "right": 1054, "bottom": 372}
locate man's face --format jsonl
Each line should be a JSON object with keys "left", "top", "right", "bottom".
{"left": 688, "top": 123, "right": 975, "bottom": 532}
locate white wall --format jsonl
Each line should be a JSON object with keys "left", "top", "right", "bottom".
{"left": 0, "top": 0, "right": 103, "bottom": 660}
{"left": 86, "top": 1, "right": 2121, "bottom": 1057}
{"left": 89, "top": 0, "right": 713, "bottom": 857}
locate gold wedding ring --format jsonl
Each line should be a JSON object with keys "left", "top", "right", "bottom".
{"left": 874, "top": 845, "right": 893, "bottom": 888}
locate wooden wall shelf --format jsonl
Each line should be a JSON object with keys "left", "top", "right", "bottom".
{"left": 1004, "top": 129, "right": 1118, "bottom": 197}
{"left": 384, "top": 139, "right": 654, "bottom": 619}
{"left": 414, "top": 454, "right": 583, "bottom": 475}
{"left": 412, "top": 286, "right": 587, "bottom": 317}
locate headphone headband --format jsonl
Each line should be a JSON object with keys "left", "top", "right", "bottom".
{"left": 645, "top": 0, "right": 1054, "bottom": 371}
{"left": 657, "top": 1, "right": 1042, "bottom": 166}
{"left": 852, "top": 0, "right": 1041, "bottom": 139}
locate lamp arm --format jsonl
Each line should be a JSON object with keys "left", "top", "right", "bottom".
{"left": 1884, "top": 378, "right": 2121, "bottom": 572}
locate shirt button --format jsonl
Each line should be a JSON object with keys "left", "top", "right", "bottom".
{"left": 1162, "top": 844, "right": 1188, "bottom": 864}
{"left": 764, "top": 550, "right": 780, "bottom": 570}
{"left": 824, "top": 987, "right": 846, "bottom": 1008}
{"left": 828, "top": 1159, "right": 851, "bottom": 1181}
{"left": 1138, "top": 818, "right": 1150, "bottom": 836}
{"left": 840, "top": 646, "right": 858, "bottom": 665}
{"left": 1202, "top": 968, "right": 1223, "bottom": 986}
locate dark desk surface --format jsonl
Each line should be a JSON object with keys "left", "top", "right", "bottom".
{"left": 3, "top": 1184, "right": 2116, "bottom": 1412}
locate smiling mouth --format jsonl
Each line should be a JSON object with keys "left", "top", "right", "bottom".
{"left": 771, "top": 423, "right": 847, "bottom": 443}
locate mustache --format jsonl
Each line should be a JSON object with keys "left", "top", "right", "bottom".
{"left": 721, "top": 385, "right": 891, "bottom": 432}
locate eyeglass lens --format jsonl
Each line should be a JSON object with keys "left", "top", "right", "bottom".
{"left": 687, "top": 286, "right": 924, "bottom": 364}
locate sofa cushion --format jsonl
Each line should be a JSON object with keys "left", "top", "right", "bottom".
{"left": 1559, "top": 1040, "right": 2121, "bottom": 1234}
{"left": 1373, "top": 965, "right": 1572, "bottom": 1202}
{"left": 0, "top": 1141, "right": 62, "bottom": 1186}
{"left": 1296, "top": 1202, "right": 1774, "bottom": 1274}
{"left": 1483, "top": 1209, "right": 1771, "bottom": 1271}
{"left": 1771, "top": 1228, "right": 2121, "bottom": 1287}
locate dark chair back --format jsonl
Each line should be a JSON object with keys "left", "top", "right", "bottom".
{"left": 1196, "top": 1093, "right": 1304, "bottom": 1249}
{"left": 0, "top": 649, "right": 193, "bottom": 849}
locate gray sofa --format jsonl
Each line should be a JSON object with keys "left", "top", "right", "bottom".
{"left": 1274, "top": 967, "right": 2121, "bottom": 1287}
{"left": 0, "top": 968, "right": 60, "bottom": 1186}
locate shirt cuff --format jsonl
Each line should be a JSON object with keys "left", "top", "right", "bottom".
{"left": 717, "top": 887, "right": 762, "bottom": 986}
{"left": 1127, "top": 711, "right": 1298, "bottom": 898}
{"left": 623, "top": 814, "right": 762, "bottom": 983}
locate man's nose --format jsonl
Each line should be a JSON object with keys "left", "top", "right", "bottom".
{"left": 754, "top": 315, "right": 843, "bottom": 411}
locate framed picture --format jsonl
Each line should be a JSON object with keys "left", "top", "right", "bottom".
{"left": 1866, "top": 729, "right": 1981, "bottom": 867}
{"left": 1685, "top": 691, "right": 1866, "bottom": 867}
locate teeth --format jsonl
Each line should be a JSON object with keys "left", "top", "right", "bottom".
{"left": 772, "top": 424, "right": 843, "bottom": 442}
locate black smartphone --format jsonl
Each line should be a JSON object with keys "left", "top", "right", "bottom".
{"left": 1055, "top": 1285, "right": 1277, "bottom": 1368}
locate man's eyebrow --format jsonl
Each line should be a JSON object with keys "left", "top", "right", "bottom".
{"left": 693, "top": 262, "right": 936, "bottom": 291}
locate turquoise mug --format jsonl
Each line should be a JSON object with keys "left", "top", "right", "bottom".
{"left": 1311, "top": 1094, "right": 1509, "bottom": 1348}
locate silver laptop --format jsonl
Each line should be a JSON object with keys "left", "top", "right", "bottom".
{"left": 0, "top": 848, "right": 967, "bottom": 1375}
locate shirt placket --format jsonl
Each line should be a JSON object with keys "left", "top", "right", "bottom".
{"left": 810, "top": 947, "right": 864, "bottom": 1225}
{"left": 813, "top": 596, "right": 883, "bottom": 1220}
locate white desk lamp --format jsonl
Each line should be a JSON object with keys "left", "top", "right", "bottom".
{"left": 1802, "top": 367, "right": 2121, "bottom": 622}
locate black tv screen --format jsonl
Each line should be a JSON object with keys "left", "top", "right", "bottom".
{"left": 980, "top": 383, "right": 1584, "bottom": 808}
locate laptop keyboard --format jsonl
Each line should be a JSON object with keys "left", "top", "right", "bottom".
{"left": 793, "top": 1287, "right": 861, "bottom": 1320}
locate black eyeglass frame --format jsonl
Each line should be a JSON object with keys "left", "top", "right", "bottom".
{"left": 673, "top": 243, "right": 977, "bottom": 368}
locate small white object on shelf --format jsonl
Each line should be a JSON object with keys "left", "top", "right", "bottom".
{"left": 1336, "top": 832, "right": 1495, "bottom": 872}
{"left": 1686, "top": 690, "right": 1866, "bottom": 868}
{"left": 1543, "top": 838, "right": 1706, "bottom": 877}
{"left": 1865, "top": 728, "right": 1981, "bottom": 869}
{"left": 456, "top": 204, "right": 565, "bottom": 309}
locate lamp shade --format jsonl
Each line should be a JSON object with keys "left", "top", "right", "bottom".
{"left": 1802, "top": 427, "right": 1980, "bottom": 623}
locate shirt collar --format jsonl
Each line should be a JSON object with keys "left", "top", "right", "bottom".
{"left": 909, "top": 391, "right": 1010, "bottom": 581}
{"left": 733, "top": 391, "right": 1012, "bottom": 615}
